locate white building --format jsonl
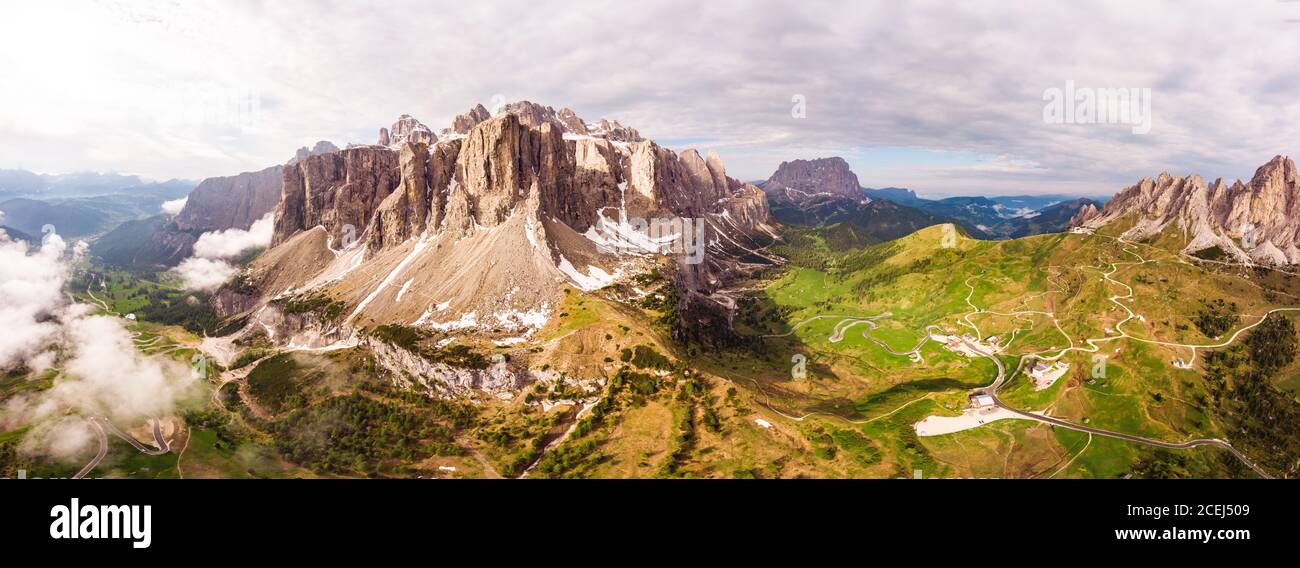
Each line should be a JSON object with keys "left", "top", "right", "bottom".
{"left": 1027, "top": 359, "right": 1069, "bottom": 390}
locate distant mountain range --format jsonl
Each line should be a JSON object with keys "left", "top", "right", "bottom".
{"left": 90, "top": 143, "right": 338, "bottom": 270}
{"left": 758, "top": 157, "right": 1101, "bottom": 244}
{"left": 0, "top": 170, "right": 193, "bottom": 201}
{"left": 861, "top": 188, "right": 1104, "bottom": 239}
{"left": 0, "top": 177, "right": 193, "bottom": 239}
{"left": 759, "top": 160, "right": 959, "bottom": 247}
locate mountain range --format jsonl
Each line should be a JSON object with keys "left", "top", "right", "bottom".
{"left": 758, "top": 157, "right": 1099, "bottom": 244}
{"left": 1071, "top": 155, "right": 1300, "bottom": 265}
{"left": 0, "top": 178, "right": 193, "bottom": 239}
{"left": 207, "top": 101, "right": 777, "bottom": 363}
{"left": 92, "top": 142, "right": 339, "bottom": 269}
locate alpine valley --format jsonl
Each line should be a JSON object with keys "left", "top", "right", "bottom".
{"left": 4, "top": 102, "right": 1299, "bottom": 480}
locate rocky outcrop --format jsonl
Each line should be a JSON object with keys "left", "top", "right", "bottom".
{"left": 289, "top": 141, "right": 340, "bottom": 166}
{"left": 451, "top": 104, "right": 491, "bottom": 135}
{"left": 373, "top": 139, "right": 462, "bottom": 248}
{"left": 486, "top": 101, "right": 645, "bottom": 143}
{"left": 446, "top": 114, "right": 569, "bottom": 231}
{"left": 95, "top": 142, "right": 339, "bottom": 269}
{"left": 587, "top": 118, "right": 643, "bottom": 143}
{"left": 378, "top": 115, "right": 436, "bottom": 148}
{"left": 174, "top": 166, "right": 284, "bottom": 234}
{"left": 272, "top": 146, "right": 401, "bottom": 247}
{"left": 364, "top": 337, "right": 528, "bottom": 396}
{"left": 759, "top": 157, "right": 864, "bottom": 202}
{"left": 1075, "top": 155, "right": 1300, "bottom": 265}
{"left": 1068, "top": 201, "right": 1101, "bottom": 226}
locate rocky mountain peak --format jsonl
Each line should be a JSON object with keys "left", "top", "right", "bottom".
{"left": 1067, "top": 201, "right": 1101, "bottom": 226}
{"left": 1074, "top": 155, "right": 1300, "bottom": 266}
{"left": 1248, "top": 155, "right": 1296, "bottom": 191}
{"left": 378, "top": 114, "right": 437, "bottom": 148}
{"left": 759, "top": 157, "right": 864, "bottom": 203}
{"left": 289, "top": 140, "right": 340, "bottom": 165}
{"left": 451, "top": 104, "right": 491, "bottom": 134}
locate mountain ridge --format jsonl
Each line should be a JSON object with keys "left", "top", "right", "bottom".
{"left": 1071, "top": 155, "right": 1300, "bottom": 265}
{"left": 220, "top": 101, "right": 777, "bottom": 353}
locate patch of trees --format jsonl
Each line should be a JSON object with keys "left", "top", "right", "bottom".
{"left": 246, "top": 354, "right": 308, "bottom": 414}
{"left": 1202, "top": 313, "right": 1300, "bottom": 477}
{"left": 619, "top": 345, "right": 671, "bottom": 371}
{"left": 771, "top": 228, "right": 834, "bottom": 270}
{"left": 369, "top": 324, "right": 490, "bottom": 369}
{"left": 832, "top": 428, "right": 883, "bottom": 467}
{"left": 130, "top": 288, "right": 223, "bottom": 334}
{"left": 0, "top": 439, "right": 32, "bottom": 478}
{"left": 274, "top": 393, "right": 461, "bottom": 476}
{"left": 1193, "top": 298, "right": 1238, "bottom": 338}
{"left": 283, "top": 293, "right": 347, "bottom": 321}
{"left": 231, "top": 347, "right": 276, "bottom": 370}
{"left": 658, "top": 402, "right": 697, "bottom": 478}
{"left": 358, "top": 381, "right": 477, "bottom": 429}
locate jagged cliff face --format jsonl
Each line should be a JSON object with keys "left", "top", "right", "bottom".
{"left": 113, "top": 141, "right": 344, "bottom": 270}
{"left": 759, "top": 157, "right": 864, "bottom": 203}
{"left": 272, "top": 146, "right": 402, "bottom": 248}
{"left": 178, "top": 142, "right": 341, "bottom": 235}
{"left": 244, "top": 102, "right": 777, "bottom": 346}
{"left": 174, "top": 166, "right": 284, "bottom": 234}
{"left": 1073, "top": 155, "right": 1300, "bottom": 265}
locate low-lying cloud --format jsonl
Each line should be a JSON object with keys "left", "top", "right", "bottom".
{"left": 174, "top": 212, "right": 274, "bottom": 292}
{"left": 0, "top": 231, "right": 199, "bottom": 463}
{"left": 0, "top": 232, "right": 68, "bottom": 370}
{"left": 173, "top": 257, "right": 240, "bottom": 292}
{"left": 191, "top": 212, "right": 273, "bottom": 259}
{"left": 160, "top": 196, "right": 188, "bottom": 215}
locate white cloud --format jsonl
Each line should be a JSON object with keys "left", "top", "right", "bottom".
{"left": 174, "top": 257, "right": 239, "bottom": 292}
{"left": 191, "top": 212, "right": 273, "bottom": 259}
{"left": 172, "top": 211, "right": 273, "bottom": 291}
{"left": 0, "top": 232, "right": 199, "bottom": 462}
{"left": 0, "top": 232, "right": 68, "bottom": 370}
{"left": 1, "top": 1, "right": 1298, "bottom": 195}
{"left": 160, "top": 196, "right": 188, "bottom": 215}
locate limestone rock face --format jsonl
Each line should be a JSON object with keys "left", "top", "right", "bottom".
{"left": 174, "top": 166, "right": 285, "bottom": 234}
{"left": 379, "top": 114, "right": 437, "bottom": 148}
{"left": 122, "top": 141, "right": 340, "bottom": 269}
{"left": 272, "top": 146, "right": 401, "bottom": 247}
{"left": 256, "top": 100, "right": 777, "bottom": 345}
{"left": 1075, "top": 155, "right": 1300, "bottom": 265}
{"left": 452, "top": 104, "right": 491, "bottom": 134}
{"left": 442, "top": 114, "right": 572, "bottom": 232}
{"left": 759, "top": 157, "right": 864, "bottom": 202}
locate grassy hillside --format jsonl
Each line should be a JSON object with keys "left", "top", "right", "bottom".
{"left": 712, "top": 223, "right": 1300, "bottom": 477}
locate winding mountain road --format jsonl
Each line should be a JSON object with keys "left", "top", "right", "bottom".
{"left": 73, "top": 418, "right": 109, "bottom": 479}
{"left": 756, "top": 233, "right": 1279, "bottom": 478}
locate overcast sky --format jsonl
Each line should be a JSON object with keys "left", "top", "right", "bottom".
{"left": 3, "top": 0, "right": 1299, "bottom": 197}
